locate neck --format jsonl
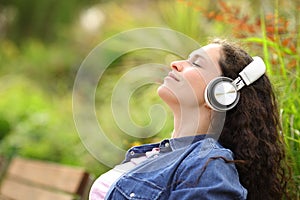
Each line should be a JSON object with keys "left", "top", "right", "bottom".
{"left": 171, "top": 105, "right": 212, "bottom": 138}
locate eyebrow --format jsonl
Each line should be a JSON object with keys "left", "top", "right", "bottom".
{"left": 188, "top": 52, "right": 218, "bottom": 70}
{"left": 188, "top": 51, "right": 205, "bottom": 59}
{"left": 188, "top": 53, "right": 205, "bottom": 63}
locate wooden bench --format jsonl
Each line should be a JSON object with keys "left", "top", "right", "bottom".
{"left": 0, "top": 157, "right": 93, "bottom": 200}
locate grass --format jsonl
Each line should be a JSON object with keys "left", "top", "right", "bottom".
{"left": 243, "top": 2, "right": 300, "bottom": 196}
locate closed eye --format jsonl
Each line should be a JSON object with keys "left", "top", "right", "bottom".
{"left": 192, "top": 62, "right": 202, "bottom": 68}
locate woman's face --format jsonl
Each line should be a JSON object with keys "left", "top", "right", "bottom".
{"left": 157, "top": 44, "right": 222, "bottom": 108}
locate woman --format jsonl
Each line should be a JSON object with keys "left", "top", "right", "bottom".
{"left": 89, "top": 39, "right": 290, "bottom": 200}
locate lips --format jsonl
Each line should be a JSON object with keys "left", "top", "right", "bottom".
{"left": 168, "top": 72, "right": 180, "bottom": 81}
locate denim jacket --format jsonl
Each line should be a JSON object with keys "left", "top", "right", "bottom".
{"left": 105, "top": 134, "right": 247, "bottom": 200}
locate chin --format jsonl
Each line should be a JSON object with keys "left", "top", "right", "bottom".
{"left": 157, "top": 85, "right": 178, "bottom": 106}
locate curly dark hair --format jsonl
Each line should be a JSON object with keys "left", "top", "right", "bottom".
{"left": 212, "top": 39, "right": 291, "bottom": 200}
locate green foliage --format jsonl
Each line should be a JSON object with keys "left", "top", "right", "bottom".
{"left": 158, "top": 0, "right": 202, "bottom": 40}
{"left": 0, "top": 117, "right": 11, "bottom": 141}
{"left": 94, "top": 50, "right": 174, "bottom": 149}
{"left": 0, "top": 0, "right": 95, "bottom": 43}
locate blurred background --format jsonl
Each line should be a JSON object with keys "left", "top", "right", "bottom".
{"left": 0, "top": 0, "right": 299, "bottom": 194}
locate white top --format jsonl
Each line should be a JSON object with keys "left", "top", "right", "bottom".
{"left": 89, "top": 148, "right": 160, "bottom": 200}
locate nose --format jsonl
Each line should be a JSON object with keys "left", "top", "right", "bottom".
{"left": 170, "top": 60, "right": 185, "bottom": 72}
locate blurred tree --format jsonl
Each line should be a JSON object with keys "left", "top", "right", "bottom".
{"left": 0, "top": 116, "right": 11, "bottom": 141}
{"left": 0, "top": 0, "right": 96, "bottom": 43}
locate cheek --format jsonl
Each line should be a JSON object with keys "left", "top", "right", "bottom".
{"left": 184, "top": 70, "right": 207, "bottom": 102}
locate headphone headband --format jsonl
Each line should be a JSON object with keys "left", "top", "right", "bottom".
{"left": 232, "top": 56, "right": 266, "bottom": 91}
{"left": 239, "top": 56, "right": 266, "bottom": 86}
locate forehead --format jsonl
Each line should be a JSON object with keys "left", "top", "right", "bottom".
{"left": 188, "top": 48, "right": 208, "bottom": 62}
{"left": 188, "top": 44, "right": 221, "bottom": 60}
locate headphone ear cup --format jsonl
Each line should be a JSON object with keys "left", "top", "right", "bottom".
{"left": 204, "top": 77, "right": 240, "bottom": 112}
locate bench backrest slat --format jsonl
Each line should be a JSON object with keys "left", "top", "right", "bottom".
{"left": 1, "top": 177, "right": 73, "bottom": 200}
{"left": 0, "top": 157, "right": 92, "bottom": 200}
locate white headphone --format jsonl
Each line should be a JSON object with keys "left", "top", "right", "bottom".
{"left": 204, "top": 56, "right": 266, "bottom": 112}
